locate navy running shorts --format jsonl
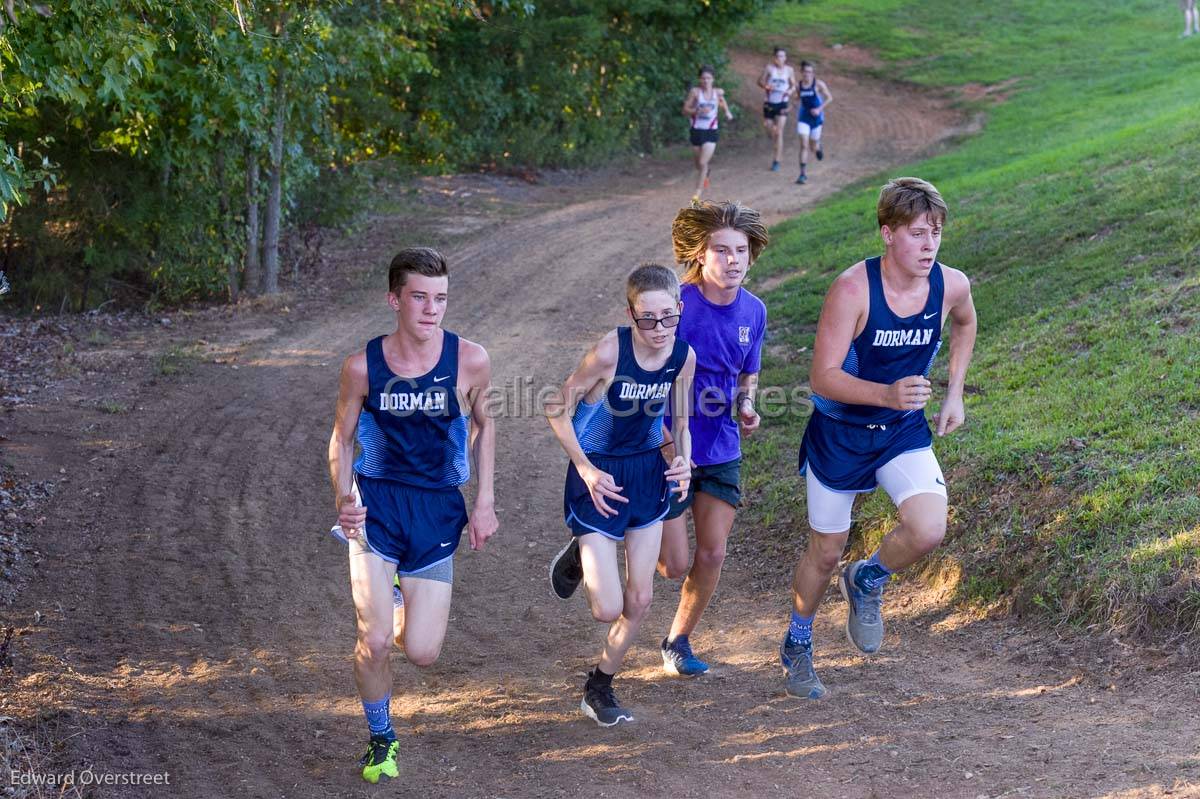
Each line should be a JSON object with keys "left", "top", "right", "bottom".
{"left": 353, "top": 474, "right": 467, "bottom": 575}
{"left": 798, "top": 410, "right": 933, "bottom": 493}
{"left": 689, "top": 128, "right": 719, "bottom": 146}
{"left": 664, "top": 457, "right": 741, "bottom": 520}
{"left": 564, "top": 448, "right": 671, "bottom": 539}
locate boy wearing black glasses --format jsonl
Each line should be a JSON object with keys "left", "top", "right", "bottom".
{"left": 545, "top": 263, "right": 696, "bottom": 726}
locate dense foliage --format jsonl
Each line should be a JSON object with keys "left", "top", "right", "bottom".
{"left": 0, "top": 0, "right": 771, "bottom": 308}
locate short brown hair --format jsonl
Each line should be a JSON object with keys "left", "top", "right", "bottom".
{"left": 626, "top": 263, "right": 680, "bottom": 307}
{"left": 388, "top": 247, "right": 448, "bottom": 293}
{"left": 877, "top": 177, "right": 948, "bottom": 230}
{"left": 671, "top": 201, "right": 769, "bottom": 284}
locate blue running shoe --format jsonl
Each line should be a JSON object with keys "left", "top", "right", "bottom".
{"left": 780, "top": 633, "right": 827, "bottom": 699}
{"left": 661, "top": 635, "right": 709, "bottom": 677}
{"left": 770, "top": 160, "right": 781, "bottom": 172}
{"left": 840, "top": 560, "right": 884, "bottom": 654}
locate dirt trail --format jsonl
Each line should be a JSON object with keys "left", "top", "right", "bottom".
{"left": 3, "top": 45, "right": 1199, "bottom": 799}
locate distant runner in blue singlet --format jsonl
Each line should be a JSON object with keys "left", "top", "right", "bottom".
{"left": 780, "top": 178, "right": 978, "bottom": 702}
{"left": 794, "top": 60, "right": 833, "bottom": 185}
{"left": 546, "top": 263, "right": 696, "bottom": 727}
{"left": 328, "top": 247, "right": 498, "bottom": 783}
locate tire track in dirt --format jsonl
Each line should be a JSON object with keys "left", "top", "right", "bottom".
{"left": 4, "top": 45, "right": 1199, "bottom": 799}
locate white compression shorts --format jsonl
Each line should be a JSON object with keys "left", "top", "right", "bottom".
{"left": 805, "top": 447, "right": 945, "bottom": 534}
{"left": 796, "top": 121, "right": 822, "bottom": 141}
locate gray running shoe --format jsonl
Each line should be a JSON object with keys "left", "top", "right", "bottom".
{"left": 840, "top": 560, "right": 884, "bottom": 654}
{"left": 580, "top": 671, "right": 634, "bottom": 727}
{"left": 780, "top": 634, "right": 827, "bottom": 699}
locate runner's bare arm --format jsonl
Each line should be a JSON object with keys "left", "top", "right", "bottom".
{"left": 817, "top": 79, "right": 833, "bottom": 109}
{"left": 682, "top": 88, "right": 698, "bottom": 117}
{"left": 458, "top": 339, "right": 498, "bottom": 550}
{"left": 736, "top": 370, "right": 760, "bottom": 435}
{"left": 328, "top": 351, "right": 369, "bottom": 535}
{"left": 666, "top": 348, "right": 696, "bottom": 498}
{"left": 786, "top": 66, "right": 798, "bottom": 98}
{"left": 810, "top": 263, "right": 927, "bottom": 411}
{"left": 718, "top": 89, "right": 733, "bottom": 120}
{"left": 544, "top": 331, "right": 628, "bottom": 516}
{"left": 757, "top": 65, "right": 771, "bottom": 91}
{"left": 934, "top": 268, "right": 977, "bottom": 436}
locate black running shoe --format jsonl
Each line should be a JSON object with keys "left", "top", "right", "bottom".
{"left": 549, "top": 537, "right": 583, "bottom": 600}
{"left": 816, "top": 146, "right": 824, "bottom": 161}
{"left": 580, "top": 671, "right": 634, "bottom": 727}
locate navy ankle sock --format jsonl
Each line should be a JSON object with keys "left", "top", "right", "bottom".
{"left": 854, "top": 551, "right": 894, "bottom": 594}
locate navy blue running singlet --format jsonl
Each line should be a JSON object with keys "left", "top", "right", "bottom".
{"left": 810, "top": 257, "right": 943, "bottom": 426}
{"left": 573, "top": 327, "right": 689, "bottom": 457}
{"left": 799, "top": 79, "right": 823, "bottom": 125}
{"left": 355, "top": 332, "right": 470, "bottom": 489}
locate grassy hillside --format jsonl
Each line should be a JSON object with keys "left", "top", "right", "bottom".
{"left": 740, "top": 0, "right": 1200, "bottom": 640}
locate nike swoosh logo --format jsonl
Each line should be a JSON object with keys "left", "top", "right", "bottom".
{"left": 924, "top": 312, "right": 938, "bottom": 320}
{"left": 665, "top": 368, "right": 677, "bottom": 374}
{"left": 433, "top": 375, "right": 450, "bottom": 383}
{"left": 440, "top": 541, "right": 453, "bottom": 547}
{"left": 935, "top": 478, "right": 946, "bottom": 486}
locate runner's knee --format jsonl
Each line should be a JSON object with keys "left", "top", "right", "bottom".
{"left": 404, "top": 638, "right": 443, "bottom": 668}
{"left": 804, "top": 533, "right": 846, "bottom": 575}
{"left": 622, "top": 585, "right": 654, "bottom": 621}
{"left": 589, "top": 595, "right": 623, "bottom": 624}
{"left": 900, "top": 507, "right": 946, "bottom": 553}
{"left": 693, "top": 542, "right": 726, "bottom": 573}
{"left": 358, "top": 630, "right": 393, "bottom": 664}
{"left": 658, "top": 551, "right": 689, "bottom": 580}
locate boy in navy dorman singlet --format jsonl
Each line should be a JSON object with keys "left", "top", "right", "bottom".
{"left": 781, "top": 178, "right": 978, "bottom": 702}
{"left": 794, "top": 60, "right": 832, "bottom": 185}
{"left": 546, "top": 263, "right": 696, "bottom": 727}
{"left": 327, "top": 248, "right": 498, "bottom": 783}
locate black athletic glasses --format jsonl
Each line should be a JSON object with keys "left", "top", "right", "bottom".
{"left": 629, "top": 310, "right": 681, "bottom": 330}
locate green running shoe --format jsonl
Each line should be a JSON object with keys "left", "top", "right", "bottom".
{"left": 359, "top": 735, "right": 399, "bottom": 783}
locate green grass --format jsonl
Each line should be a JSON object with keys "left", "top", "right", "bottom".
{"left": 740, "top": 0, "right": 1200, "bottom": 640}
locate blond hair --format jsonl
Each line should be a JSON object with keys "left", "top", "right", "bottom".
{"left": 671, "top": 201, "right": 769, "bottom": 285}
